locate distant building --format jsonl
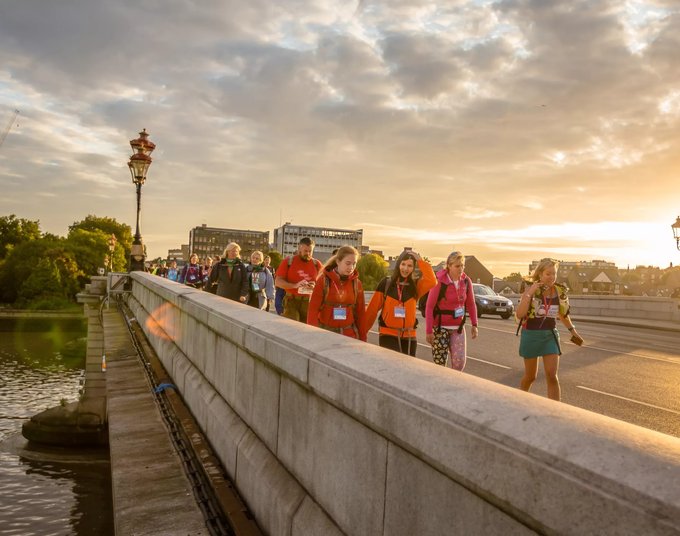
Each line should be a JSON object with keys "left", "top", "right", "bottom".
{"left": 529, "top": 259, "right": 621, "bottom": 295}
{"left": 189, "top": 224, "right": 269, "bottom": 261}
{"left": 432, "top": 254, "right": 494, "bottom": 287}
{"left": 360, "top": 245, "right": 384, "bottom": 258}
{"left": 273, "top": 223, "right": 363, "bottom": 262}
{"left": 494, "top": 280, "right": 522, "bottom": 295}
{"left": 167, "top": 247, "right": 187, "bottom": 261}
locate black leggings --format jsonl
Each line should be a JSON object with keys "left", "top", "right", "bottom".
{"left": 379, "top": 335, "right": 417, "bottom": 356}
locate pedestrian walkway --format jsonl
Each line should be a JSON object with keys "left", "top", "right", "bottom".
{"left": 102, "top": 304, "right": 209, "bottom": 535}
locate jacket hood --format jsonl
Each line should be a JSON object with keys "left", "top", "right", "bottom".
{"left": 436, "top": 269, "right": 466, "bottom": 283}
{"left": 324, "top": 265, "right": 359, "bottom": 283}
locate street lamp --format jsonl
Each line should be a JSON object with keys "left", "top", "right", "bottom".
{"left": 672, "top": 217, "right": 680, "bottom": 251}
{"left": 127, "top": 128, "right": 155, "bottom": 271}
{"left": 107, "top": 234, "right": 117, "bottom": 273}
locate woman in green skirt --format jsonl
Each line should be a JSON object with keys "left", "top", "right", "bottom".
{"left": 515, "top": 258, "right": 583, "bottom": 401}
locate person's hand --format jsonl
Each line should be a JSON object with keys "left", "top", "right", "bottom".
{"left": 239, "top": 296, "right": 247, "bottom": 303}
{"left": 410, "top": 251, "right": 421, "bottom": 261}
{"left": 471, "top": 326, "right": 479, "bottom": 339}
{"left": 569, "top": 329, "right": 584, "bottom": 346}
{"left": 527, "top": 282, "right": 541, "bottom": 295}
{"left": 426, "top": 333, "right": 434, "bottom": 344}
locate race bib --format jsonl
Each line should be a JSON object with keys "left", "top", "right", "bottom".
{"left": 252, "top": 282, "right": 260, "bottom": 292}
{"left": 454, "top": 307, "right": 465, "bottom": 318}
{"left": 333, "top": 307, "right": 347, "bottom": 320}
{"left": 297, "top": 285, "right": 313, "bottom": 295}
{"left": 394, "top": 306, "right": 406, "bottom": 318}
{"left": 546, "top": 304, "right": 559, "bottom": 318}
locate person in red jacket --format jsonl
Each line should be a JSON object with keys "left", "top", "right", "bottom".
{"left": 425, "top": 251, "right": 478, "bottom": 370}
{"left": 307, "top": 246, "right": 367, "bottom": 341}
{"left": 363, "top": 249, "right": 436, "bottom": 356}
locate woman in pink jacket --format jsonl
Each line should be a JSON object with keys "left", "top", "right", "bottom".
{"left": 425, "top": 251, "right": 478, "bottom": 370}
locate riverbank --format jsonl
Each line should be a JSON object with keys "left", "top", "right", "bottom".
{"left": 0, "top": 308, "right": 84, "bottom": 319}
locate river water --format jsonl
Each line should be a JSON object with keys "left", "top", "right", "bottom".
{"left": 0, "top": 316, "right": 114, "bottom": 535}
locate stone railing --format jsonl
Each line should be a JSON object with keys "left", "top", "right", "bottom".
{"left": 127, "top": 272, "right": 680, "bottom": 535}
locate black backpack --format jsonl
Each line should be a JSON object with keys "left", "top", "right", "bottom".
{"left": 420, "top": 279, "right": 470, "bottom": 333}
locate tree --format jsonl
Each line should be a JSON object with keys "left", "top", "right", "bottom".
{"left": 19, "top": 257, "right": 66, "bottom": 302}
{"left": 503, "top": 272, "right": 524, "bottom": 282}
{"left": 65, "top": 228, "right": 111, "bottom": 279}
{"left": 69, "top": 215, "right": 133, "bottom": 262}
{"left": 267, "top": 250, "right": 283, "bottom": 270}
{"left": 0, "top": 237, "right": 81, "bottom": 304}
{"left": 0, "top": 214, "right": 41, "bottom": 259}
{"left": 357, "top": 253, "right": 389, "bottom": 291}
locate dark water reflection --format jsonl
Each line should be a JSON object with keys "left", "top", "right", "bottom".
{"left": 0, "top": 317, "right": 114, "bottom": 535}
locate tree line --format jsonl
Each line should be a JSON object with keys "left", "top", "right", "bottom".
{"left": 0, "top": 214, "right": 132, "bottom": 309}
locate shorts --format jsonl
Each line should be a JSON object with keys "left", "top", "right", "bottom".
{"left": 519, "top": 328, "right": 561, "bottom": 358}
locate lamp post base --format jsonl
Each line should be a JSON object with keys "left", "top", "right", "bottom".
{"left": 129, "top": 242, "right": 146, "bottom": 272}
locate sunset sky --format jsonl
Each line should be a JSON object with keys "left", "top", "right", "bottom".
{"left": 1, "top": 1, "right": 679, "bottom": 276}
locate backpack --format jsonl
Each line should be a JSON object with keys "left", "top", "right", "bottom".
{"left": 319, "top": 273, "right": 360, "bottom": 335}
{"left": 381, "top": 277, "right": 419, "bottom": 328}
{"left": 287, "top": 255, "right": 323, "bottom": 272}
{"left": 425, "top": 278, "right": 470, "bottom": 333}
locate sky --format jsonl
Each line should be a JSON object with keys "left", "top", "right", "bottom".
{"left": 1, "top": 0, "right": 679, "bottom": 277}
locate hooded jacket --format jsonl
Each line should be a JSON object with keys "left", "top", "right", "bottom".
{"left": 425, "top": 270, "right": 478, "bottom": 334}
{"left": 363, "top": 258, "right": 436, "bottom": 339}
{"left": 307, "top": 266, "right": 367, "bottom": 341}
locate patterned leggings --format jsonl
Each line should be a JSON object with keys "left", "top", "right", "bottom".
{"left": 447, "top": 330, "right": 467, "bottom": 371}
{"left": 431, "top": 328, "right": 467, "bottom": 371}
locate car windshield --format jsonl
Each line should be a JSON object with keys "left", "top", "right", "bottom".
{"left": 473, "top": 284, "right": 495, "bottom": 296}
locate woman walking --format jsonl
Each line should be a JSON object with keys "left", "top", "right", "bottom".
{"left": 307, "top": 246, "right": 367, "bottom": 341}
{"left": 515, "top": 258, "right": 583, "bottom": 401}
{"left": 178, "top": 253, "right": 204, "bottom": 288}
{"left": 363, "top": 250, "right": 436, "bottom": 356}
{"left": 247, "top": 251, "right": 275, "bottom": 310}
{"left": 425, "top": 251, "right": 478, "bottom": 370}
{"left": 207, "top": 243, "right": 250, "bottom": 303}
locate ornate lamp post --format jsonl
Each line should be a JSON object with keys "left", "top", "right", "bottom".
{"left": 672, "top": 217, "right": 680, "bottom": 251}
{"left": 127, "top": 129, "right": 155, "bottom": 271}
{"left": 107, "top": 234, "right": 117, "bottom": 273}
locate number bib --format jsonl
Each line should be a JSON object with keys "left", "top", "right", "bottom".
{"left": 333, "top": 307, "right": 347, "bottom": 321}
{"left": 394, "top": 306, "right": 406, "bottom": 318}
{"left": 454, "top": 307, "right": 465, "bottom": 318}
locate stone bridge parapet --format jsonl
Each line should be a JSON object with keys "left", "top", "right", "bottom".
{"left": 126, "top": 272, "right": 680, "bottom": 536}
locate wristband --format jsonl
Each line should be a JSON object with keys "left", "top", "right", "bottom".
{"left": 568, "top": 326, "right": 576, "bottom": 332}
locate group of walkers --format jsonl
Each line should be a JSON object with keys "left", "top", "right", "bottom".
{"left": 152, "top": 245, "right": 276, "bottom": 310}
{"left": 154, "top": 237, "right": 584, "bottom": 402}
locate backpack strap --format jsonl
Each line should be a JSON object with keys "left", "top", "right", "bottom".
{"left": 434, "top": 278, "right": 470, "bottom": 333}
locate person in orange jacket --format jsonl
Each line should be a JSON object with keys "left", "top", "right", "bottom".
{"left": 363, "top": 250, "right": 436, "bottom": 356}
{"left": 307, "top": 246, "right": 367, "bottom": 341}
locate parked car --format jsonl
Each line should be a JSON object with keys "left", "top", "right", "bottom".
{"left": 472, "top": 284, "right": 514, "bottom": 319}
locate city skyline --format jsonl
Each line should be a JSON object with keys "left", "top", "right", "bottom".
{"left": 1, "top": 1, "right": 679, "bottom": 277}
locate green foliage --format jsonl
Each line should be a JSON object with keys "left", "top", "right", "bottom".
{"left": 267, "top": 250, "right": 283, "bottom": 269}
{"left": 18, "top": 258, "right": 66, "bottom": 304}
{"left": 0, "top": 236, "right": 83, "bottom": 305}
{"left": 503, "top": 272, "right": 524, "bottom": 282}
{"left": 66, "top": 228, "right": 109, "bottom": 277}
{"left": 0, "top": 214, "right": 41, "bottom": 259}
{"left": 69, "top": 214, "right": 133, "bottom": 264}
{"left": 357, "top": 253, "right": 389, "bottom": 291}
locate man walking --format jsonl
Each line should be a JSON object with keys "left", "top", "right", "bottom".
{"left": 275, "top": 237, "right": 323, "bottom": 322}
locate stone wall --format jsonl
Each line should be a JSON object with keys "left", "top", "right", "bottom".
{"left": 127, "top": 272, "right": 680, "bottom": 536}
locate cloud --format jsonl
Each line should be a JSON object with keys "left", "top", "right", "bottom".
{"left": 0, "top": 0, "right": 679, "bottom": 275}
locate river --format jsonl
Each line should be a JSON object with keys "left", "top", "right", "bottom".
{"left": 0, "top": 316, "right": 114, "bottom": 535}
